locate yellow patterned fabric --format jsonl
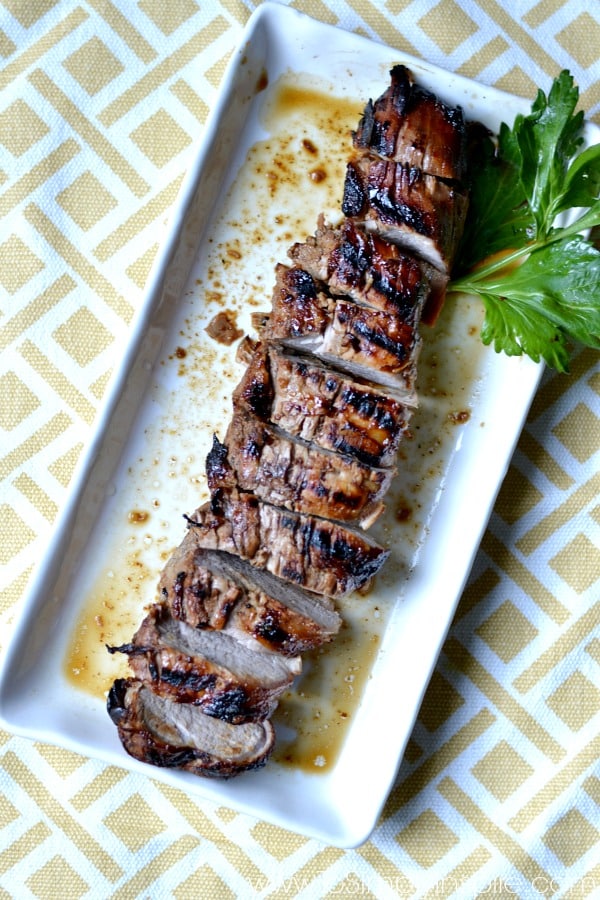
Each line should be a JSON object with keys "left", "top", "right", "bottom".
{"left": 1, "top": 0, "right": 599, "bottom": 897}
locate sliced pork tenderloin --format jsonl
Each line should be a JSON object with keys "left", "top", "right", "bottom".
{"left": 159, "top": 530, "right": 341, "bottom": 655}
{"left": 261, "top": 263, "right": 421, "bottom": 399}
{"left": 233, "top": 343, "right": 413, "bottom": 466}
{"left": 216, "top": 413, "right": 394, "bottom": 526}
{"left": 108, "top": 602, "right": 299, "bottom": 722}
{"left": 107, "top": 678, "right": 275, "bottom": 776}
{"left": 342, "top": 154, "right": 468, "bottom": 273}
{"left": 353, "top": 64, "right": 468, "bottom": 184}
{"left": 186, "top": 491, "right": 390, "bottom": 599}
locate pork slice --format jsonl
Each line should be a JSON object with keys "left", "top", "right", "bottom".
{"left": 158, "top": 529, "right": 241, "bottom": 631}
{"left": 342, "top": 153, "right": 468, "bottom": 273}
{"left": 109, "top": 602, "right": 299, "bottom": 722}
{"left": 218, "top": 412, "right": 393, "bottom": 526}
{"left": 353, "top": 64, "right": 468, "bottom": 184}
{"left": 158, "top": 530, "right": 341, "bottom": 655}
{"left": 262, "top": 263, "right": 421, "bottom": 400}
{"left": 234, "top": 343, "right": 412, "bottom": 465}
{"left": 107, "top": 678, "right": 275, "bottom": 776}
{"left": 187, "top": 493, "right": 389, "bottom": 598}
{"left": 288, "top": 217, "right": 447, "bottom": 325}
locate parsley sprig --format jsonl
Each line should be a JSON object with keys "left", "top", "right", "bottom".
{"left": 448, "top": 70, "right": 600, "bottom": 372}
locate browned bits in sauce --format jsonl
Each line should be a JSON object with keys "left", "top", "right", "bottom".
{"left": 448, "top": 409, "right": 471, "bottom": 425}
{"left": 205, "top": 310, "right": 244, "bottom": 346}
{"left": 174, "top": 346, "right": 186, "bottom": 359}
{"left": 302, "top": 138, "right": 318, "bottom": 154}
{"left": 395, "top": 501, "right": 413, "bottom": 522}
{"left": 256, "top": 69, "right": 268, "bottom": 92}
{"left": 309, "top": 168, "right": 327, "bottom": 182}
{"left": 128, "top": 509, "right": 149, "bottom": 524}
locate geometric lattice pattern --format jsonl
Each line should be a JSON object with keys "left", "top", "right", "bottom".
{"left": 1, "top": 2, "right": 599, "bottom": 898}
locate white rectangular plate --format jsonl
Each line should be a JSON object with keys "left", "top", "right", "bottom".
{"left": 1, "top": 3, "right": 578, "bottom": 847}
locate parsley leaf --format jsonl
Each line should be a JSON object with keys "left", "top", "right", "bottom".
{"left": 516, "top": 69, "right": 583, "bottom": 239}
{"left": 450, "top": 70, "right": 600, "bottom": 372}
{"left": 457, "top": 124, "right": 531, "bottom": 271}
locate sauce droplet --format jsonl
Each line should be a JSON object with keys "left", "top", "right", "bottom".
{"left": 128, "top": 510, "right": 149, "bottom": 524}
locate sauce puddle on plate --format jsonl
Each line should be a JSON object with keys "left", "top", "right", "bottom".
{"left": 64, "top": 72, "right": 485, "bottom": 774}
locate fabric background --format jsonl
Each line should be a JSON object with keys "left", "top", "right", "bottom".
{"left": 1, "top": 1, "right": 599, "bottom": 897}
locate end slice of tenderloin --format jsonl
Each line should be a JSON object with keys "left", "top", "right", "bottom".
{"left": 159, "top": 529, "right": 342, "bottom": 655}
{"left": 108, "top": 602, "right": 300, "bottom": 722}
{"left": 108, "top": 678, "right": 275, "bottom": 776}
{"left": 216, "top": 413, "right": 393, "bottom": 526}
{"left": 261, "top": 263, "right": 421, "bottom": 400}
{"left": 342, "top": 153, "right": 468, "bottom": 273}
{"left": 353, "top": 64, "right": 468, "bottom": 184}
{"left": 288, "top": 217, "right": 448, "bottom": 326}
{"left": 187, "top": 492, "right": 390, "bottom": 598}
{"left": 234, "top": 343, "right": 413, "bottom": 466}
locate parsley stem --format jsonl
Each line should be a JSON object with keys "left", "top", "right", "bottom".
{"left": 448, "top": 207, "right": 599, "bottom": 296}
{"left": 448, "top": 244, "right": 533, "bottom": 294}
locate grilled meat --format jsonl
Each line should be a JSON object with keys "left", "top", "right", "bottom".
{"left": 262, "top": 263, "right": 421, "bottom": 397}
{"left": 159, "top": 532, "right": 341, "bottom": 655}
{"left": 353, "top": 64, "right": 468, "bottom": 183}
{"left": 342, "top": 154, "right": 468, "bottom": 272}
{"left": 108, "top": 602, "right": 299, "bottom": 722}
{"left": 219, "top": 412, "right": 394, "bottom": 525}
{"left": 288, "top": 217, "right": 447, "bottom": 325}
{"left": 187, "top": 492, "right": 390, "bottom": 599}
{"left": 107, "top": 678, "right": 276, "bottom": 775}
{"left": 233, "top": 343, "right": 412, "bottom": 466}
{"left": 107, "top": 65, "right": 471, "bottom": 778}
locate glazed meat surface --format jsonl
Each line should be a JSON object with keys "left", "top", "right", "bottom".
{"left": 107, "top": 679, "right": 276, "bottom": 776}
{"left": 353, "top": 64, "right": 468, "bottom": 183}
{"left": 233, "top": 344, "right": 413, "bottom": 465}
{"left": 342, "top": 154, "right": 468, "bottom": 272}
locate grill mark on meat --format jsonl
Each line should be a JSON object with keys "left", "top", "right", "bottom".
{"left": 353, "top": 64, "right": 468, "bottom": 184}
{"left": 343, "top": 154, "right": 468, "bottom": 272}
{"left": 107, "top": 679, "right": 275, "bottom": 775}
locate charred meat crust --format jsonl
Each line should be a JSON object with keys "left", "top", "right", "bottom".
{"left": 158, "top": 530, "right": 341, "bottom": 655}
{"left": 342, "top": 154, "right": 468, "bottom": 272}
{"left": 233, "top": 343, "right": 412, "bottom": 466}
{"left": 353, "top": 64, "right": 468, "bottom": 184}
{"left": 108, "top": 602, "right": 298, "bottom": 722}
{"left": 107, "top": 678, "right": 275, "bottom": 776}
